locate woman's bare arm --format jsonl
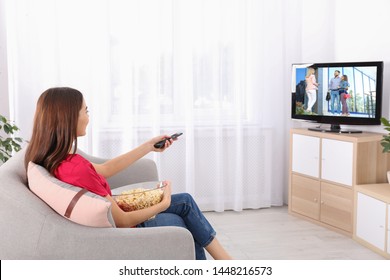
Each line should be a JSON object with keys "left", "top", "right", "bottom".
{"left": 92, "top": 135, "right": 173, "bottom": 178}
{"left": 106, "top": 183, "right": 172, "bottom": 228}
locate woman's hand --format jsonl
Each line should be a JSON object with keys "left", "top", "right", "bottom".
{"left": 159, "top": 181, "right": 172, "bottom": 211}
{"left": 148, "top": 134, "right": 178, "bottom": 152}
{"left": 107, "top": 180, "right": 172, "bottom": 227}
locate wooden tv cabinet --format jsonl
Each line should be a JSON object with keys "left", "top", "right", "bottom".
{"left": 288, "top": 128, "right": 390, "bottom": 242}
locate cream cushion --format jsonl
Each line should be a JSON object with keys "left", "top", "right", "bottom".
{"left": 27, "top": 161, "right": 115, "bottom": 228}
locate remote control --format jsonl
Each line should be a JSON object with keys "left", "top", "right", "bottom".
{"left": 154, "top": 133, "right": 183, "bottom": 149}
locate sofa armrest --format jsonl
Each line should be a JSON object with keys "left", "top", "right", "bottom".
{"left": 37, "top": 214, "right": 195, "bottom": 260}
{"left": 77, "top": 150, "right": 159, "bottom": 189}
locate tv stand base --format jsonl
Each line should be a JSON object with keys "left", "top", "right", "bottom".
{"left": 308, "top": 124, "right": 362, "bottom": 134}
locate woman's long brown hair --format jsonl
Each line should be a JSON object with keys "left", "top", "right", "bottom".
{"left": 25, "top": 87, "right": 84, "bottom": 175}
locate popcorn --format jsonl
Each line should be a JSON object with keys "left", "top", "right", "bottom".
{"left": 115, "top": 187, "right": 164, "bottom": 212}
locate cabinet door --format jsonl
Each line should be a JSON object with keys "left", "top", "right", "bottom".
{"left": 388, "top": 205, "right": 390, "bottom": 254}
{"left": 291, "top": 174, "right": 320, "bottom": 220}
{"left": 321, "top": 138, "right": 353, "bottom": 186}
{"left": 292, "top": 134, "right": 320, "bottom": 178}
{"left": 320, "top": 182, "right": 353, "bottom": 232}
{"left": 356, "top": 193, "right": 386, "bottom": 250}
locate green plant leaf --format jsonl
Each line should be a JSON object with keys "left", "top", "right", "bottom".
{"left": 0, "top": 114, "right": 24, "bottom": 162}
{"left": 0, "top": 115, "right": 7, "bottom": 123}
{"left": 383, "top": 145, "right": 390, "bottom": 153}
{"left": 3, "top": 124, "right": 10, "bottom": 134}
{"left": 0, "top": 115, "right": 23, "bottom": 162}
{"left": 380, "top": 117, "right": 390, "bottom": 153}
{"left": 5, "top": 143, "right": 12, "bottom": 152}
{"left": 380, "top": 117, "right": 390, "bottom": 126}
{"left": 382, "top": 134, "right": 390, "bottom": 140}
{"left": 11, "top": 140, "right": 21, "bottom": 150}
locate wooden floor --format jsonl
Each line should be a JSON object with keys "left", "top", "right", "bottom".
{"left": 203, "top": 206, "right": 385, "bottom": 260}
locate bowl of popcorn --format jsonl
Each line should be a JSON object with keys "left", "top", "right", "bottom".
{"left": 113, "top": 181, "right": 166, "bottom": 212}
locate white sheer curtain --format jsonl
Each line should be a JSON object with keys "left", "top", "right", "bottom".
{"left": 6, "top": 0, "right": 290, "bottom": 211}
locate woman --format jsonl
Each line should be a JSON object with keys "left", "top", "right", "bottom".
{"left": 339, "top": 75, "right": 350, "bottom": 116}
{"left": 305, "top": 67, "right": 319, "bottom": 113}
{"left": 25, "top": 87, "right": 232, "bottom": 260}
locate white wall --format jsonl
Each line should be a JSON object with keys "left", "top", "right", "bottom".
{"left": 334, "top": 0, "right": 390, "bottom": 131}
{"left": 301, "top": 0, "right": 336, "bottom": 62}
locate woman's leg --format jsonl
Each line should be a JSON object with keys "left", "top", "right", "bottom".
{"left": 138, "top": 213, "right": 207, "bottom": 260}
{"left": 205, "top": 237, "right": 233, "bottom": 260}
{"left": 340, "top": 93, "right": 346, "bottom": 114}
{"left": 311, "top": 90, "right": 317, "bottom": 111}
{"left": 306, "top": 91, "right": 313, "bottom": 111}
{"left": 163, "top": 193, "right": 232, "bottom": 260}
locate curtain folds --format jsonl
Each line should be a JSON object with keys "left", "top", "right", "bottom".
{"left": 6, "top": 0, "right": 289, "bottom": 211}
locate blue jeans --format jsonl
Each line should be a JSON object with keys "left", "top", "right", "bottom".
{"left": 330, "top": 90, "right": 340, "bottom": 114}
{"left": 137, "top": 193, "right": 216, "bottom": 260}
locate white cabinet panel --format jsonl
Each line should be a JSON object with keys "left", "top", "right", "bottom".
{"left": 321, "top": 138, "right": 353, "bottom": 186}
{"left": 388, "top": 205, "right": 390, "bottom": 254}
{"left": 356, "top": 193, "right": 386, "bottom": 250}
{"left": 292, "top": 134, "right": 320, "bottom": 178}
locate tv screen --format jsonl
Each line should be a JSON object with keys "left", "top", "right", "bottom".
{"left": 291, "top": 61, "right": 384, "bottom": 133}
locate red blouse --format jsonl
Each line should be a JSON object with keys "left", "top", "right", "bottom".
{"left": 54, "top": 154, "right": 112, "bottom": 197}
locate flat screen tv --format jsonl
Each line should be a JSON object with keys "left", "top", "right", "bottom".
{"left": 291, "top": 61, "right": 384, "bottom": 133}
